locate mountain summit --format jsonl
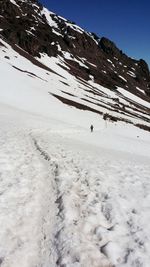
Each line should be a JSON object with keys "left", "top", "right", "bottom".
{"left": 0, "top": 0, "right": 150, "bottom": 131}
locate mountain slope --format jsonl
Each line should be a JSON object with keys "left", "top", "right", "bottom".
{"left": 0, "top": 35, "right": 150, "bottom": 132}
{"left": 0, "top": 0, "right": 150, "bottom": 133}
{"left": 0, "top": 1, "right": 150, "bottom": 267}
{"left": 1, "top": 0, "right": 150, "bottom": 94}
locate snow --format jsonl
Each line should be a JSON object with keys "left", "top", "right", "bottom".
{"left": 89, "top": 75, "right": 94, "bottom": 81}
{"left": 107, "top": 59, "right": 115, "bottom": 67}
{"left": 87, "top": 61, "right": 97, "bottom": 67}
{"left": 9, "top": 0, "right": 20, "bottom": 7}
{"left": 119, "top": 75, "right": 127, "bottom": 82}
{"left": 86, "top": 32, "right": 99, "bottom": 45}
{"left": 41, "top": 8, "right": 58, "bottom": 29}
{"left": 0, "top": 104, "right": 150, "bottom": 267}
{"left": 118, "top": 87, "right": 150, "bottom": 109}
{"left": 65, "top": 22, "right": 84, "bottom": 34}
{"left": 52, "top": 29, "right": 63, "bottom": 37}
{"left": 62, "top": 51, "right": 89, "bottom": 69}
{"left": 0, "top": 110, "right": 57, "bottom": 267}
{"left": 32, "top": 4, "right": 40, "bottom": 10}
{"left": 43, "top": 10, "right": 82, "bottom": 34}
{"left": 107, "top": 59, "right": 113, "bottom": 64}
{"left": 25, "top": 30, "right": 35, "bottom": 36}
{"left": 56, "top": 44, "right": 62, "bottom": 52}
{"left": 58, "top": 15, "right": 67, "bottom": 22}
{"left": 136, "top": 86, "right": 145, "bottom": 93}
{"left": 127, "top": 71, "right": 136, "bottom": 78}
{"left": 0, "top": 37, "right": 150, "bottom": 267}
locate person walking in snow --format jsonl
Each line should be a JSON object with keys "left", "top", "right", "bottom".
{"left": 90, "top": 124, "right": 94, "bottom": 132}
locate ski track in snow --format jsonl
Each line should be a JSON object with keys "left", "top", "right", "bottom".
{"left": 0, "top": 109, "right": 150, "bottom": 267}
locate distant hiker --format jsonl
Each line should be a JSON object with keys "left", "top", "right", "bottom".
{"left": 90, "top": 125, "right": 94, "bottom": 132}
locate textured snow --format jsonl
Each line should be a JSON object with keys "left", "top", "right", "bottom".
{"left": 41, "top": 8, "right": 58, "bottom": 29}
{"left": 107, "top": 59, "right": 113, "bottom": 64}
{"left": 119, "top": 75, "right": 127, "bottom": 82}
{"left": 86, "top": 61, "right": 97, "bottom": 67}
{"left": 0, "top": 103, "right": 150, "bottom": 267}
{"left": 0, "top": 37, "right": 150, "bottom": 267}
{"left": 136, "top": 86, "right": 145, "bottom": 93}
{"left": 65, "top": 22, "right": 84, "bottom": 34}
{"left": 86, "top": 32, "right": 99, "bottom": 45}
{"left": 62, "top": 51, "right": 89, "bottom": 69}
{"left": 118, "top": 87, "right": 150, "bottom": 108}
{"left": 9, "top": 0, "right": 20, "bottom": 7}
{"left": 127, "top": 71, "right": 136, "bottom": 78}
{"left": 52, "top": 28, "right": 63, "bottom": 37}
{"left": 102, "top": 70, "right": 107, "bottom": 74}
{"left": 0, "top": 109, "right": 57, "bottom": 267}
{"left": 25, "top": 30, "right": 35, "bottom": 36}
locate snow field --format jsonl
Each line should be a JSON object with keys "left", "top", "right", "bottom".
{"left": 33, "top": 127, "right": 150, "bottom": 267}
{"left": 0, "top": 35, "right": 150, "bottom": 266}
{"left": 1, "top": 38, "right": 149, "bottom": 131}
{"left": 0, "top": 120, "right": 58, "bottom": 267}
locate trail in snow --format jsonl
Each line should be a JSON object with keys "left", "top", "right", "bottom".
{"left": 33, "top": 130, "right": 150, "bottom": 267}
{"left": 0, "top": 26, "right": 150, "bottom": 267}
{"left": 0, "top": 105, "right": 150, "bottom": 267}
{"left": 0, "top": 124, "right": 58, "bottom": 267}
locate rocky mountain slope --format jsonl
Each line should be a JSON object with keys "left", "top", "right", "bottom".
{"left": 0, "top": 0, "right": 150, "bottom": 131}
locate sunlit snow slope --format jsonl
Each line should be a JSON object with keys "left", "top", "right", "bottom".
{"left": 0, "top": 36, "right": 150, "bottom": 131}
{"left": 0, "top": 29, "right": 150, "bottom": 267}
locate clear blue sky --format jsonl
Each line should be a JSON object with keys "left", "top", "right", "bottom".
{"left": 40, "top": 0, "right": 150, "bottom": 68}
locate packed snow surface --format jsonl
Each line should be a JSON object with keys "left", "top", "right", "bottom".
{"left": 0, "top": 38, "right": 150, "bottom": 267}
{"left": 0, "top": 103, "right": 150, "bottom": 267}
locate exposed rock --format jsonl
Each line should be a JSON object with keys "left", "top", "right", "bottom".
{"left": 99, "top": 37, "right": 121, "bottom": 57}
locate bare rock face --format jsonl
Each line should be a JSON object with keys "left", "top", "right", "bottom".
{"left": 99, "top": 37, "right": 121, "bottom": 56}
{"left": 139, "top": 59, "right": 150, "bottom": 77}
{"left": 0, "top": 0, "right": 150, "bottom": 100}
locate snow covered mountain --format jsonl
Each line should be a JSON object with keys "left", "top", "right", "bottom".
{"left": 0, "top": 1, "right": 150, "bottom": 267}
{"left": 0, "top": 0, "right": 150, "bottom": 131}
